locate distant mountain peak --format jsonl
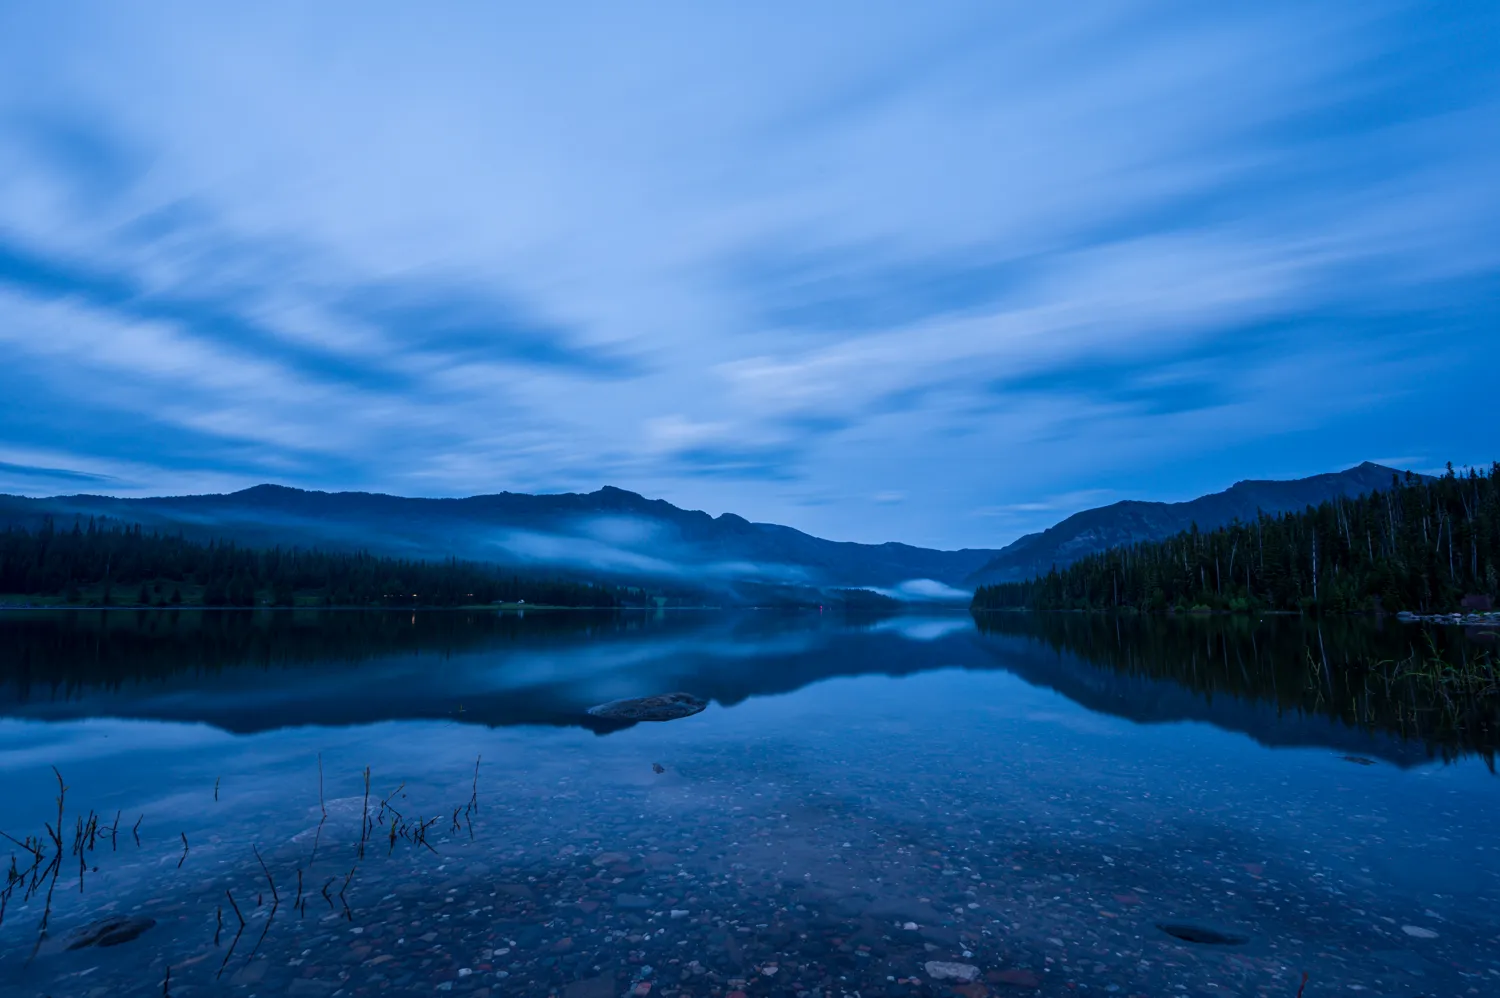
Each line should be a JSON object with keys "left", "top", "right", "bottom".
{"left": 233, "top": 482, "right": 316, "bottom": 497}
{"left": 0, "top": 480, "right": 1001, "bottom": 598}
{"left": 0, "top": 463, "right": 1438, "bottom": 599}
{"left": 967, "top": 463, "right": 1421, "bottom": 586}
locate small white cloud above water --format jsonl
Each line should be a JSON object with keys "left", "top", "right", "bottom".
{"left": 881, "top": 578, "right": 971, "bottom": 602}
{"left": 871, "top": 617, "right": 972, "bottom": 642}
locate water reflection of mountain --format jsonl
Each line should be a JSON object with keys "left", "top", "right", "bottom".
{"left": 0, "top": 609, "right": 1490, "bottom": 765}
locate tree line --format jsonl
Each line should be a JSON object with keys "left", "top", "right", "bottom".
{"left": 973, "top": 464, "right": 1500, "bottom": 614}
{"left": 0, "top": 517, "right": 631, "bottom": 607}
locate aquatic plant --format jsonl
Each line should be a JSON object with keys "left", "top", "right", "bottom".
{"left": 0, "top": 755, "right": 493, "bottom": 977}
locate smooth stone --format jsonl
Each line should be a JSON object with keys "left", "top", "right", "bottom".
{"left": 924, "top": 961, "right": 981, "bottom": 983}
{"left": 586, "top": 693, "right": 707, "bottom": 722}
{"left": 1156, "top": 923, "right": 1249, "bottom": 946}
{"left": 48, "top": 916, "right": 157, "bottom": 953}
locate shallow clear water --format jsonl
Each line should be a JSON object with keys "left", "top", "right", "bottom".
{"left": 0, "top": 609, "right": 1496, "bottom": 998}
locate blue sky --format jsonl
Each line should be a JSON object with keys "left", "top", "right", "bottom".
{"left": 0, "top": 2, "right": 1496, "bottom": 548}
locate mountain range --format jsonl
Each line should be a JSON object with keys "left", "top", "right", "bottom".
{"left": 0, "top": 462, "right": 1415, "bottom": 601}
{"left": 964, "top": 461, "right": 1418, "bottom": 586}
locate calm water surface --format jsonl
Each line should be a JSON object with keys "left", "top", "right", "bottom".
{"left": 0, "top": 609, "right": 1496, "bottom": 998}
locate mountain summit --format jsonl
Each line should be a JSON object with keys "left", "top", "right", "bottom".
{"left": 0, "top": 462, "right": 1422, "bottom": 598}
{"left": 0, "top": 484, "right": 998, "bottom": 598}
{"left": 965, "top": 462, "right": 1417, "bottom": 586}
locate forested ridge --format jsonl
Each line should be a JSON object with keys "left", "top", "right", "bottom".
{"left": 0, "top": 517, "right": 630, "bottom": 607}
{"left": 974, "top": 464, "right": 1500, "bottom": 614}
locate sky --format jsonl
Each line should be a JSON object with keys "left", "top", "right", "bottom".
{"left": 0, "top": 1, "right": 1496, "bottom": 549}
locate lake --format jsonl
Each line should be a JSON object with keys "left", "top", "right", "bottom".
{"left": 0, "top": 609, "right": 1496, "bottom": 997}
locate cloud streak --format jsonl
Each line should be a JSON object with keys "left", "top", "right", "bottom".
{"left": 0, "top": 2, "right": 1495, "bottom": 547}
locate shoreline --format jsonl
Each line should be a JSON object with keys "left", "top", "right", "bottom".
{"left": 970, "top": 606, "right": 1500, "bottom": 626}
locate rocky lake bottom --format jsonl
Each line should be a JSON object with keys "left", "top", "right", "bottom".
{"left": 0, "top": 610, "right": 1496, "bottom": 998}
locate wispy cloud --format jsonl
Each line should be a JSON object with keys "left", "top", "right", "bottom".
{"left": 0, "top": 2, "right": 1494, "bottom": 546}
{"left": 0, "top": 460, "right": 116, "bottom": 486}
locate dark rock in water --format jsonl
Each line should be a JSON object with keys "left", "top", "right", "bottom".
{"left": 587, "top": 692, "right": 706, "bottom": 723}
{"left": 1341, "top": 755, "right": 1377, "bottom": 766}
{"left": 59, "top": 915, "right": 156, "bottom": 951}
{"left": 1157, "top": 923, "right": 1248, "bottom": 946}
{"left": 652, "top": 762, "right": 666, "bottom": 774}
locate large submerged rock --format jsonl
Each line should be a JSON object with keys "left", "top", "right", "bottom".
{"left": 36, "top": 915, "right": 156, "bottom": 956}
{"left": 586, "top": 692, "right": 707, "bottom": 723}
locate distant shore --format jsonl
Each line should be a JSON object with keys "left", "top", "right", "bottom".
{"left": 0, "top": 600, "right": 716, "bottom": 612}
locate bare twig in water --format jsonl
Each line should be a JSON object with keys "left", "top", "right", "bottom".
{"left": 245, "top": 889, "right": 280, "bottom": 961}
{"left": 132, "top": 814, "right": 142, "bottom": 847}
{"left": 214, "top": 777, "right": 220, "bottom": 802}
{"left": 406, "top": 814, "right": 440, "bottom": 854}
{"left": 225, "top": 888, "right": 246, "bottom": 928}
{"left": 215, "top": 905, "right": 223, "bottom": 946}
{"left": 215, "top": 896, "right": 246, "bottom": 980}
{"left": 50, "top": 770, "right": 65, "bottom": 854}
{"left": 377, "top": 782, "right": 405, "bottom": 823}
{"left": 163, "top": 964, "right": 171, "bottom": 998}
{"left": 337, "top": 865, "right": 357, "bottom": 919}
{"left": 318, "top": 752, "right": 326, "bottom": 818}
{"left": 320, "top": 876, "right": 336, "bottom": 908}
{"left": 27, "top": 767, "right": 69, "bottom": 957}
{"left": 0, "top": 829, "right": 41, "bottom": 858}
{"left": 215, "top": 926, "right": 245, "bottom": 979}
{"left": 252, "top": 844, "right": 278, "bottom": 907}
{"left": 245, "top": 922, "right": 275, "bottom": 961}
{"left": 358, "top": 767, "right": 371, "bottom": 859}
{"left": 308, "top": 813, "right": 326, "bottom": 869}
{"left": 1295, "top": 972, "right": 1309, "bottom": 998}
{"left": 177, "top": 832, "right": 189, "bottom": 869}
